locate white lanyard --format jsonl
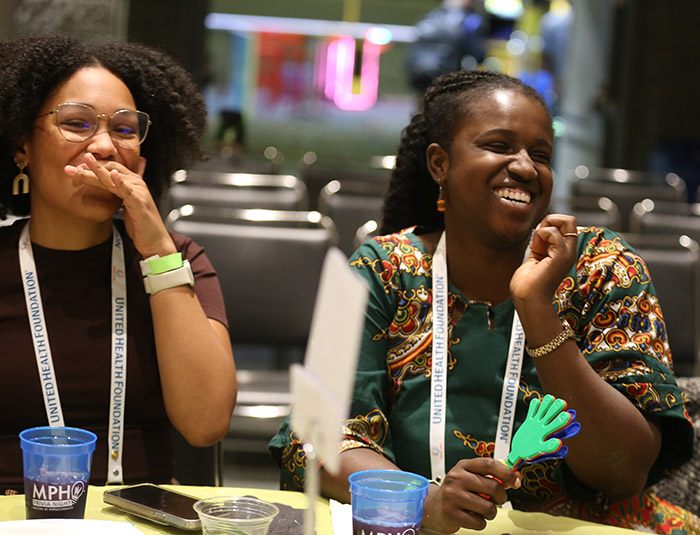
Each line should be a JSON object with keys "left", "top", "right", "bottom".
{"left": 19, "top": 222, "right": 127, "bottom": 484}
{"left": 429, "top": 231, "right": 526, "bottom": 483}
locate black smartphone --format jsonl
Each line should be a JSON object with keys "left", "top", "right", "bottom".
{"left": 103, "top": 483, "right": 201, "bottom": 530}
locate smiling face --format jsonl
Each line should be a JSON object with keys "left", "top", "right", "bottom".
{"left": 428, "top": 88, "right": 553, "bottom": 248}
{"left": 17, "top": 67, "right": 142, "bottom": 229}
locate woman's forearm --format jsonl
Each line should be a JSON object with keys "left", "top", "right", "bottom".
{"left": 150, "top": 285, "right": 237, "bottom": 447}
{"left": 321, "top": 447, "right": 400, "bottom": 503}
{"left": 519, "top": 301, "right": 661, "bottom": 499}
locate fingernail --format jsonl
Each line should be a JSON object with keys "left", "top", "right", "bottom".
{"left": 85, "top": 153, "right": 95, "bottom": 162}
{"left": 64, "top": 165, "right": 77, "bottom": 176}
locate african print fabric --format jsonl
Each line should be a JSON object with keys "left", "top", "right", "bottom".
{"left": 269, "top": 226, "right": 698, "bottom": 534}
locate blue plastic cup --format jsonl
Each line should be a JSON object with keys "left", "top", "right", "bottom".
{"left": 20, "top": 426, "right": 97, "bottom": 520}
{"left": 349, "top": 469, "right": 429, "bottom": 535}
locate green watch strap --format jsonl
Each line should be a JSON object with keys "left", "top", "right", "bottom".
{"left": 148, "top": 252, "right": 184, "bottom": 275}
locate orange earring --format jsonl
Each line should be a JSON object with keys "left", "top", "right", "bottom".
{"left": 436, "top": 184, "right": 446, "bottom": 212}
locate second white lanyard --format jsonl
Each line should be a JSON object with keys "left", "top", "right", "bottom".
{"left": 429, "top": 231, "right": 526, "bottom": 483}
{"left": 19, "top": 222, "right": 127, "bottom": 484}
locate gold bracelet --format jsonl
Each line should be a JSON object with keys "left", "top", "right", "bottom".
{"left": 526, "top": 319, "right": 575, "bottom": 358}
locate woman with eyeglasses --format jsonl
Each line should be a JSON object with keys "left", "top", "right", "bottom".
{"left": 0, "top": 34, "right": 236, "bottom": 493}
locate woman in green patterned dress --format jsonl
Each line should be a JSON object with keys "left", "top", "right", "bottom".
{"left": 270, "top": 70, "right": 698, "bottom": 534}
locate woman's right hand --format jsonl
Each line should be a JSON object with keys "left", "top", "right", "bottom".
{"left": 422, "top": 458, "right": 521, "bottom": 533}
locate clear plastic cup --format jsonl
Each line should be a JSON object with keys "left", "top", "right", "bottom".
{"left": 349, "top": 469, "right": 429, "bottom": 535}
{"left": 20, "top": 426, "right": 97, "bottom": 519}
{"left": 193, "top": 496, "right": 280, "bottom": 535}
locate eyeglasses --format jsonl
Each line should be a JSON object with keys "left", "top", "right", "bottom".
{"left": 36, "top": 102, "right": 152, "bottom": 148}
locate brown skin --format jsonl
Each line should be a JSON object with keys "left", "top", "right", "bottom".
{"left": 16, "top": 67, "right": 236, "bottom": 446}
{"left": 321, "top": 89, "right": 661, "bottom": 532}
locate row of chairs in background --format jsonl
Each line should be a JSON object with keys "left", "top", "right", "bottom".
{"left": 195, "top": 147, "right": 393, "bottom": 210}
{"left": 164, "top": 168, "right": 387, "bottom": 258}
{"left": 200, "top": 154, "right": 690, "bottom": 233}
{"left": 166, "top": 163, "right": 696, "bottom": 253}
{"left": 555, "top": 194, "right": 700, "bottom": 238}
{"left": 566, "top": 165, "right": 688, "bottom": 232}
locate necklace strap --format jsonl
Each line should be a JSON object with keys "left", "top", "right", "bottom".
{"left": 429, "top": 230, "right": 527, "bottom": 483}
{"left": 19, "top": 223, "right": 65, "bottom": 427}
{"left": 19, "top": 222, "right": 128, "bottom": 484}
{"left": 429, "top": 231, "right": 449, "bottom": 482}
{"left": 107, "top": 227, "right": 127, "bottom": 483}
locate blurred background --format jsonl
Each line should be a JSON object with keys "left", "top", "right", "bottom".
{"left": 4, "top": 0, "right": 700, "bottom": 493}
{"left": 3, "top": 0, "right": 699, "bottom": 192}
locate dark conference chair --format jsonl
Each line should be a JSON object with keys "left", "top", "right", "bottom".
{"left": 167, "top": 207, "right": 337, "bottom": 484}
{"left": 318, "top": 179, "right": 385, "bottom": 257}
{"left": 630, "top": 199, "right": 700, "bottom": 245}
{"left": 298, "top": 151, "right": 392, "bottom": 211}
{"left": 354, "top": 220, "right": 380, "bottom": 252}
{"left": 568, "top": 166, "right": 687, "bottom": 232}
{"left": 551, "top": 196, "right": 622, "bottom": 232}
{"left": 171, "top": 430, "right": 223, "bottom": 486}
{"left": 622, "top": 233, "right": 700, "bottom": 377}
{"left": 163, "top": 170, "right": 309, "bottom": 216}
{"left": 166, "top": 205, "right": 338, "bottom": 365}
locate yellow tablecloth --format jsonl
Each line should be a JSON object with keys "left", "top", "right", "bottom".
{"left": 0, "top": 486, "right": 325, "bottom": 534}
{"left": 0, "top": 485, "right": 649, "bottom": 534}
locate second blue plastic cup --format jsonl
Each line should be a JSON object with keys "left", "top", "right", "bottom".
{"left": 349, "top": 469, "right": 429, "bottom": 535}
{"left": 20, "top": 426, "right": 97, "bottom": 520}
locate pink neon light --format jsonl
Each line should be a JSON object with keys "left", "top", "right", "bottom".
{"left": 324, "top": 35, "right": 382, "bottom": 111}
{"left": 324, "top": 38, "right": 339, "bottom": 100}
{"left": 314, "top": 39, "right": 328, "bottom": 95}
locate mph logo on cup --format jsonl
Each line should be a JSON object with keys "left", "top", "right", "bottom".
{"left": 355, "top": 528, "right": 417, "bottom": 535}
{"left": 354, "top": 520, "right": 420, "bottom": 535}
{"left": 31, "top": 480, "right": 86, "bottom": 510}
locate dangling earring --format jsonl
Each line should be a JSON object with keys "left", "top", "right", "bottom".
{"left": 12, "top": 160, "right": 29, "bottom": 195}
{"left": 436, "top": 183, "right": 446, "bottom": 212}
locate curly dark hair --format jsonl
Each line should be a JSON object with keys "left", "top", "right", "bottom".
{"left": 380, "top": 69, "right": 552, "bottom": 234}
{"left": 0, "top": 33, "right": 206, "bottom": 219}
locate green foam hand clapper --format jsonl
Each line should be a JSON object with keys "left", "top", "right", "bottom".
{"left": 504, "top": 394, "right": 580, "bottom": 470}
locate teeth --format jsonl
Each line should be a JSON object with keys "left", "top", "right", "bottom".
{"left": 496, "top": 189, "right": 531, "bottom": 204}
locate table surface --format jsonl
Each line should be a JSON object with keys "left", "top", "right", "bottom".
{"left": 0, "top": 485, "right": 649, "bottom": 534}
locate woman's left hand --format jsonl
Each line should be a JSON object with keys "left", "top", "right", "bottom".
{"left": 509, "top": 213, "right": 578, "bottom": 310}
{"left": 65, "top": 152, "right": 176, "bottom": 257}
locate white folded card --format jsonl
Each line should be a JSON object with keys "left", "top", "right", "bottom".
{"left": 291, "top": 247, "right": 369, "bottom": 474}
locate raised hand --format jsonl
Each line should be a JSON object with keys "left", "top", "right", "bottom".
{"left": 65, "top": 152, "right": 176, "bottom": 258}
{"left": 509, "top": 214, "right": 579, "bottom": 311}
